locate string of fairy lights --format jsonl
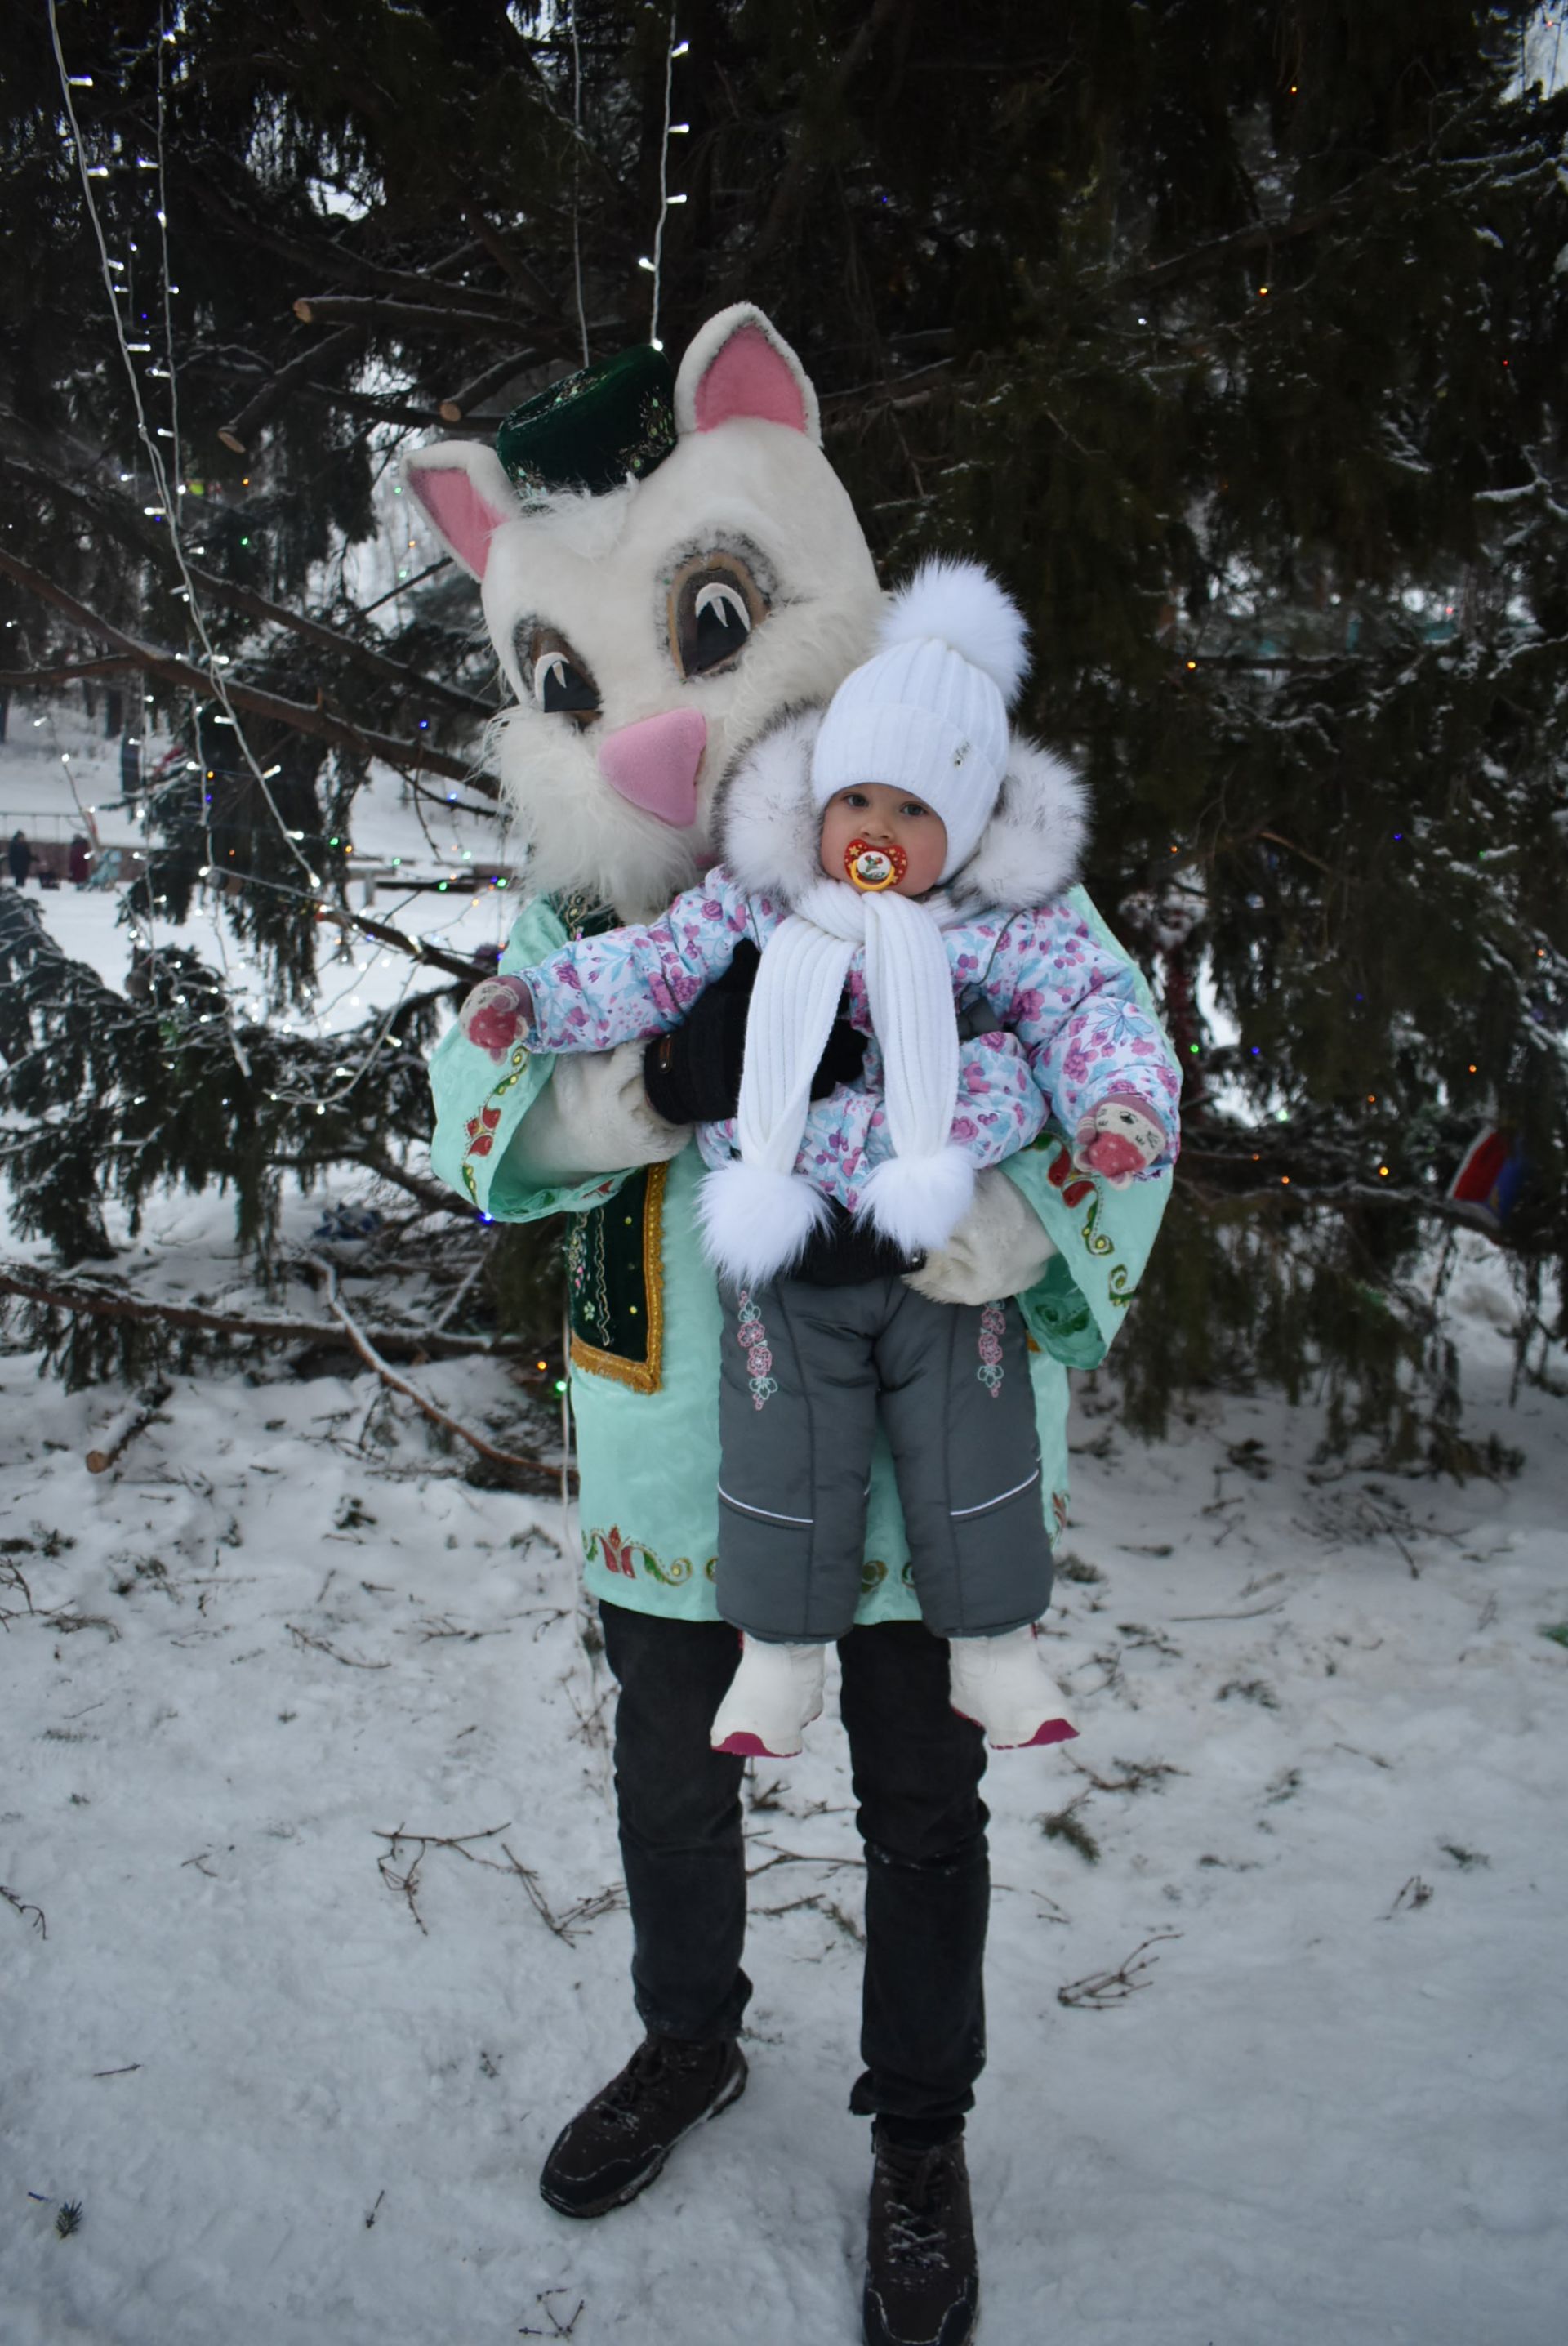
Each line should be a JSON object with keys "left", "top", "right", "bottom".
{"left": 568, "top": 0, "right": 590, "bottom": 371}
{"left": 640, "top": 16, "right": 691, "bottom": 354}
{"left": 44, "top": 2, "right": 488, "bottom": 1126}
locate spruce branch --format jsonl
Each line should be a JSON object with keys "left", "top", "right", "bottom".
{"left": 0, "top": 655, "right": 141, "bottom": 688}
{"left": 2, "top": 434, "right": 492, "bottom": 720}
{"left": 292, "top": 294, "right": 530, "bottom": 337}
{"left": 0, "top": 1264, "right": 527, "bottom": 1366}
{"left": 438, "top": 347, "right": 541, "bottom": 423}
{"left": 216, "top": 323, "right": 365, "bottom": 453}
{"left": 0, "top": 549, "right": 484, "bottom": 788}
{"left": 171, "top": 558, "right": 493, "bottom": 722}
{"left": 0, "top": 450, "right": 494, "bottom": 722}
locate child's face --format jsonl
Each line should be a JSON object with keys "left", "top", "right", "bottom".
{"left": 819, "top": 784, "right": 947, "bottom": 898}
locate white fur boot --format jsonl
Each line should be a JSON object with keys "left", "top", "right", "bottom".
{"left": 947, "top": 1625, "right": 1079, "bottom": 1751}
{"left": 710, "top": 1636, "right": 826, "bottom": 1758}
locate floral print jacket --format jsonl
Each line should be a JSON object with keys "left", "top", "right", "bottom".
{"left": 458, "top": 868, "right": 1180, "bottom": 1208}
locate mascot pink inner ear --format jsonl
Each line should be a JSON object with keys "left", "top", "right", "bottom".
{"left": 693, "top": 324, "right": 808, "bottom": 435}
{"left": 410, "top": 467, "right": 508, "bottom": 578}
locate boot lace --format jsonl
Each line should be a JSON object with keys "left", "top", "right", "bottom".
{"left": 879, "top": 2143, "right": 958, "bottom": 2274}
{"left": 603, "top": 2036, "right": 710, "bottom": 2125}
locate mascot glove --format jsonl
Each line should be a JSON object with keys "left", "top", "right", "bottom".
{"left": 902, "top": 1166, "right": 1057, "bottom": 1308}
{"left": 511, "top": 1042, "right": 690, "bottom": 1183}
{"left": 1071, "top": 1093, "right": 1169, "bottom": 1191}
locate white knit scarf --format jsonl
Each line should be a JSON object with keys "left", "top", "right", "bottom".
{"left": 696, "top": 878, "right": 975, "bottom": 1287}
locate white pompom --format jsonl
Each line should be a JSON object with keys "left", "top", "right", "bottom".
{"left": 856, "top": 1145, "right": 977, "bottom": 1256}
{"left": 697, "top": 1162, "right": 831, "bottom": 1287}
{"left": 879, "top": 558, "right": 1030, "bottom": 707}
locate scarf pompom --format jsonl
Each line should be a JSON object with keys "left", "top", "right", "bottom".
{"left": 697, "top": 1160, "right": 832, "bottom": 1288}
{"left": 855, "top": 1144, "right": 976, "bottom": 1258}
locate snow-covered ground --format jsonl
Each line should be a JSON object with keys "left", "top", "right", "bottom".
{"left": 3, "top": 716, "right": 1567, "bottom": 2346}
{"left": 2, "top": 1222, "right": 1565, "bottom": 2346}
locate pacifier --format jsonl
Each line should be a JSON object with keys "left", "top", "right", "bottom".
{"left": 844, "top": 838, "right": 907, "bottom": 892}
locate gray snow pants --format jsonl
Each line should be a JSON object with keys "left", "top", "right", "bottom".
{"left": 716, "top": 1274, "right": 1054, "bottom": 1643}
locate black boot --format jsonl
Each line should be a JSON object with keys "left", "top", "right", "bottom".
{"left": 863, "top": 2124, "right": 980, "bottom": 2346}
{"left": 539, "top": 2034, "right": 747, "bottom": 2218}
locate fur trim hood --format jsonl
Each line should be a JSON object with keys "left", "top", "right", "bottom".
{"left": 714, "top": 705, "right": 1089, "bottom": 917}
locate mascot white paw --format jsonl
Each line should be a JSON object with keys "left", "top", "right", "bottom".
{"left": 902, "top": 1166, "right": 1058, "bottom": 1308}
{"left": 506, "top": 1043, "right": 689, "bottom": 1183}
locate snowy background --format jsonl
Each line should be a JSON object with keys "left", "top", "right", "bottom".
{"left": 3, "top": 717, "right": 1567, "bottom": 2346}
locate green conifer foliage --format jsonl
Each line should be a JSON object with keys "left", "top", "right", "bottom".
{"left": 0, "top": 2, "right": 1562, "bottom": 1438}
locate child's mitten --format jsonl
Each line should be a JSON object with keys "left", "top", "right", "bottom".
{"left": 1071, "top": 1092, "right": 1169, "bottom": 1189}
{"left": 458, "top": 973, "right": 534, "bottom": 1061}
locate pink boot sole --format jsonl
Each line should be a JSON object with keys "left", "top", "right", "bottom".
{"left": 951, "top": 1706, "right": 1080, "bottom": 1751}
{"left": 1001, "top": 1717, "right": 1080, "bottom": 1751}
{"left": 713, "top": 1729, "right": 800, "bottom": 1758}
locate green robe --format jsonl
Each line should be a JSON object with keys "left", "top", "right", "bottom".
{"left": 428, "top": 888, "right": 1173, "bottom": 1621}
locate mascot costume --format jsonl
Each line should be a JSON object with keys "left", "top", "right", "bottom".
{"left": 412, "top": 306, "right": 1174, "bottom": 2346}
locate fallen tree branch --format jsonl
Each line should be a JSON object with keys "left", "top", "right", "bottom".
{"left": 0, "top": 1261, "right": 528, "bottom": 1365}
{"left": 313, "top": 1258, "right": 573, "bottom": 1489}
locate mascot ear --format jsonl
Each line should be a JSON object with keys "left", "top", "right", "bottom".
{"left": 402, "top": 444, "right": 518, "bottom": 580}
{"left": 674, "top": 304, "right": 822, "bottom": 447}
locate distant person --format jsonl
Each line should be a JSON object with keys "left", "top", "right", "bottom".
{"left": 7, "top": 828, "right": 31, "bottom": 887}
{"left": 69, "top": 836, "right": 91, "bottom": 888}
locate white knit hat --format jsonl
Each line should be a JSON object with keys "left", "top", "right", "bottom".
{"left": 810, "top": 557, "right": 1030, "bottom": 881}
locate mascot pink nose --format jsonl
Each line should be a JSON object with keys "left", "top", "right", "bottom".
{"left": 597, "top": 708, "right": 707, "bottom": 829}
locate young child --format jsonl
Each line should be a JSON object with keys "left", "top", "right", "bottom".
{"left": 459, "top": 560, "right": 1178, "bottom": 1755}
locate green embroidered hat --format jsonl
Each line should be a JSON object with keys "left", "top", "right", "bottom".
{"left": 496, "top": 342, "right": 677, "bottom": 500}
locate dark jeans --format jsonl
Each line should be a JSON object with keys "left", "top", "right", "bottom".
{"left": 601, "top": 1598, "right": 990, "bottom": 2124}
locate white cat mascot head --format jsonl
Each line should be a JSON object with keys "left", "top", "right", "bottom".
{"left": 404, "top": 306, "right": 882, "bottom": 921}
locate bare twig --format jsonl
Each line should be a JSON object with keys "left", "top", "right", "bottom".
{"left": 519, "top": 2289, "right": 586, "bottom": 2339}
{"left": 1065, "top": 1756, "right": 1186, "bottom": 1795}
{"left": 744, "top": 1845, "right": 868, "bottom": 1880}
{"left": 1058, "top": 1931, "right": 1181, "bottom": 2009}
{"left": 287, "top": 1622, "right": 390, "bottom": 1670}
{"left": 2, "top": 1884, "right": 47, "bottom": 1938}
{"left": 372, "top": 1823, "right": 620, "bottom": 1944}
{"left": 0, "top": 1554, "right": 36, "bottom": 1626}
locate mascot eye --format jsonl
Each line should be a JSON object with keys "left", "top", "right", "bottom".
{"left": 669, "top": 552, "right": 767, "bottom": 679}
{"left": 517, "top": 625, "right": 599, "bottom": 725}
